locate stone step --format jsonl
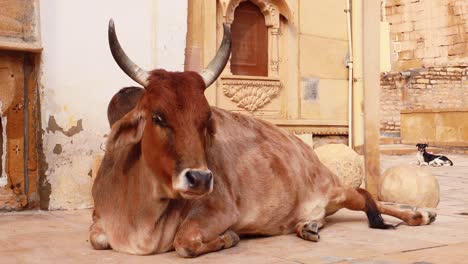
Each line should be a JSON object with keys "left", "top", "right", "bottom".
{"left": 380, "top": 131, "right": 401, "bottom": 138}
{"left": 379, "top": 144, "right": 443, "bottom": 155}
{"left": 380, "top": 137, "right": 402, "bottom": 145}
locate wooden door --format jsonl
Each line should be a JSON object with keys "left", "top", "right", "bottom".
{"left": 0, "top": 0, "right": 41, "bottom": 210}
{"left": 230, "top": 1, "right": 268, "bottom": 77}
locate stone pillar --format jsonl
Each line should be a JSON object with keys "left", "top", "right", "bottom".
{"left": 363, "top": 0, "right": 381, "bottom": 197}
{"left": 184, "top": 0, "right": 203, "bottom": 72}
{"left": 270, "top": 27, "right": 279, "bottom": 77}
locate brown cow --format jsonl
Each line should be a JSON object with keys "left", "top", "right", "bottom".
{"left": 90, "top": 19, "right": 436, "bottom": 257}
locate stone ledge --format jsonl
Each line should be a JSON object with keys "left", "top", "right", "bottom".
{"left": 401, "top": 107, "right": 468, "bottom": 114}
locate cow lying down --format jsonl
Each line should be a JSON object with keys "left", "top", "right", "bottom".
{"left": 90, "top": 20, "right": 436, "bottom": 257}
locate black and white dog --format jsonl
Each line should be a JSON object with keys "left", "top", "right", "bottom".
{"left": 416, "top": 143, "right": 453, "bottom": 167}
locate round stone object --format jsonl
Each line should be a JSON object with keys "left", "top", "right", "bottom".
{"left": 315, "top": 144, "right": 363, "bottom": 188}
{"left": 379, "top": 165, "right": 439, "bottom": 208}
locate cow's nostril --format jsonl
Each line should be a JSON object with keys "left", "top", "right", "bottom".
{"left": 186, "top": 171, "right": 196, "bottom": 187}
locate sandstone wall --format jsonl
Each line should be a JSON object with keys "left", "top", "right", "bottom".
{"left": 380, "top": 0, "right": 468, "bottom": 131}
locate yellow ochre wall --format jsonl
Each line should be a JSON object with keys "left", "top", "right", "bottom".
{"left": 186, "top": 0, "right": 360, "bottom": 140}
{"left": 298, "top": 0, "right": 349, "bottom": 123}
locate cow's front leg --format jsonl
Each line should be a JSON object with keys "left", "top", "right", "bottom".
{"left": 173, "top": 218, "right": 239, "bottom": 258}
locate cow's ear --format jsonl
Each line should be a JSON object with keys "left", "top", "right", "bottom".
{"left": 107, "top": 109, "right": 146, "bottom": 150}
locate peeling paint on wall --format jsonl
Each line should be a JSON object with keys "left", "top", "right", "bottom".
{"left": 46, "top": 116, "right": 83, "bottom": 137}
{"left": 42, "top": 116, "right": 104, "bottom": 210}
{"left": 52, "top": 144, "right": 62, "bottom": 154}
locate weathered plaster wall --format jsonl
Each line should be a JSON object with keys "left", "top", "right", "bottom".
{"left": 39, "top": 0, "right": 187, "bottom": 209}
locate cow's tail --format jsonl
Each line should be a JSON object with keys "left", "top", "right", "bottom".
{"left": 356, "top": 188, "right": 395, "bottom": 229}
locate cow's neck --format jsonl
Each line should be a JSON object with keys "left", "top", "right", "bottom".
{"left": 135, "top": 151, "right": 186, "bottom": 226}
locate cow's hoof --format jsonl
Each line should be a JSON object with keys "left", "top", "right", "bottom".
{"left": 420, "top": 209, "right": 437, "bottom": 225}
{"left": 221, "top": 230, "right": 240, "bottom": 249}
{"left": 408, "top": 209, "right": 437, "bottom": 226}
{"left": 90, "top": 232, "right": 110, "bottom": 250}
{"left": 301, "top": 222, "right": 320, "bottom": 242}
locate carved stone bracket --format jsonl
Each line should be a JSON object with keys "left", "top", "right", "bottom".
{"left": 280, "top": 126, "right": 349, "bottom": 135}
{"left": 221, "top": 76, "right": 281, "bottom": 112}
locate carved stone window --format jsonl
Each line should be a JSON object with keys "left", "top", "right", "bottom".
{"left": 218, "top": 0, "right": 285, "bottom": 112}
{"left": 231, "top": 1, "right": 268, "bottom": 77}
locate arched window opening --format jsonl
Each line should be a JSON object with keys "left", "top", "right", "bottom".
{"left": 231, "top": 1, "right": 268, "bottom": 77}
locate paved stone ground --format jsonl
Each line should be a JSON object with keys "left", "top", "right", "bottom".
{"left": 1, "top": 154, "right": 467, "bottom": 264}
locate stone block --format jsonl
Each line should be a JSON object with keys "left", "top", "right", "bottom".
{"left": 407, "top": 2, "right": 424, "bottom": 12}
{"left": 401, "top": 111, "right": 436, "bottom": 142}
{"left": 379, "top": 165, "right": 439, "bottom": 208}
{"left": 442, "top": 25, "right": 459, "bottom": 36}
{"left": 400, "top": 40, "right": 418, "bottom": 51}
{"left": 414, "top": 20, "right": 427, "bottom": 30}
{"left": 392, "top": 5, "right": 405, "bottom": 14}
{"left": 401, "top": 109, "right": 468, "bottom": 147}
{"left": 315, "top": 144, "right": 363, "bottom": 188}
{"left": 414, "top": 48, "right": 425, "bottom": 58}
{"left": 448, "top": 34, "right": 464, "bottom": 45}
{"left": 447, "top": 14, "right": 463, "bottom": 26}
{"left": 386, "top": 0, "right": 403, "bottom": 7}
{"left": 390, "top": 22, "right": 414, "bottom": 33}
{"left": 409, "top": 30, "right": 424, "bottom": 41}
{"left": 398, "top": 50, "right": 414, "bottom": 59}
{"left": 448, "top": 43, "right": 466, "bottom": 55}
{"left": 387, "top": 14, "right": 404, "bottom": 24}
{"left": 394, "top": 59, "right": 423, "bottom": 71}
{"left": 452, "top": 6, "right": 463, "bottom": 15}
{"left": 385, "top": 6, "right": 394, "bottom": 16}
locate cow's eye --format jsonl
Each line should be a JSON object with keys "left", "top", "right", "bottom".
{"left": 152, "top": 114, "right": 166, "bottom": 127}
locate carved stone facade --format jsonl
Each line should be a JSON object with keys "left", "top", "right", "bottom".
{"left": 221, "top": 76, "right": 281, "bottom": 112}
{"left": 216, "top": 0, "right": 286, "bottom": 118}
{"left": 186, "top": 0, "right": 352, "bottom": 137}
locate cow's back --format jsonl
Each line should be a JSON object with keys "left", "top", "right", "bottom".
{"left": 205, "top": 108, "right": 341, "bottom": 235}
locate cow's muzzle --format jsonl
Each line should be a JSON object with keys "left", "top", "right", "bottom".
{"left": 174, "top": 169, "right": 214, "bottom": 199}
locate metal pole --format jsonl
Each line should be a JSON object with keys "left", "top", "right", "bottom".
{"left": 23, "top": 54, "right": 32, "bottom": 197}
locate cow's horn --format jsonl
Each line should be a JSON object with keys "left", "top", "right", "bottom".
{"left": 108, "top": 19, "right": 150, "bottom": 87}
{"left": 199, "top": 24, "right": 232, "bottom": 88}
